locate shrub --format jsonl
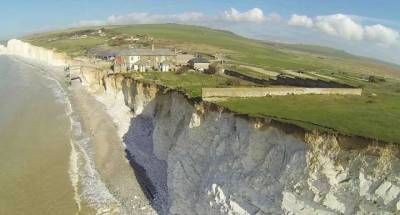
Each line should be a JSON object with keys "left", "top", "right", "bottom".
{"left": 176, "top": 66, "right": 190, "bottom": 75}
{"left": 225, "top": 79, "right": 241, "bottom": 86}
{"left": 368, "top": 75, "right": 385, "bottom": 83}
{"left": 205, "top": 63, "right": 224, "bottom": 75}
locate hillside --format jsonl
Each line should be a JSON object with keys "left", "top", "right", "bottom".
{"left": 22, "top": 24, "right": 400, "bottom": 143}
{"left": 24, "top": 24, "right": 400, "bottom": 78}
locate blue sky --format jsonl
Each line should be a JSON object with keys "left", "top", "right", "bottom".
{"left": 1, "top": 0, "right": 399, "bottom": 64}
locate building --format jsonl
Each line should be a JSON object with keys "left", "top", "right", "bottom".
{"left": 118, "top": 45, "right": 176, "bottom": 72}
{"left": 189, "top": 56, "right": 210, "bottom": 71}
{"left": 176, "top": 54, "right": 195, "bottom": 66}
{"left": 160, "top": 60, "right": 173, "bottom": 72}
{"left": 88, "top": 47, "right": 116, "bottom": 61}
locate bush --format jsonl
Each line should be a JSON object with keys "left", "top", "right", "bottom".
{"left": 206, "top": 63, "right": 224, "bottom": 75}
{"left": 225, "top": 79, "right": 241, "bottom": 86}
{"left": 176, "top": 66, "right": 190, "bottom": 75}
{"left": 368, "top": 75, "right": 385, "bottom": 83}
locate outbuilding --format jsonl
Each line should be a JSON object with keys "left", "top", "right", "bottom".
{"left": 189, "top": 56, "right": 210, "bottom": 72}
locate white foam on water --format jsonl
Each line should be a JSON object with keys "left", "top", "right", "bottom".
{"left": 11, "top": 57, "right": 122, "bottom": 214}
{"left": 68, "top": 139, "right": 82, "bottom": 211}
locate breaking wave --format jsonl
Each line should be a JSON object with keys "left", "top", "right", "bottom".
{"left": 11, "top": 56, "right": 121, "bottom": 214}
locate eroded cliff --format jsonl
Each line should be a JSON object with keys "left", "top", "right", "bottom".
{"left": 80, "top": 66, "right": 400, "bottom": 215}
{"left": 6, "top": 40, "right": 400, "bottom": 214}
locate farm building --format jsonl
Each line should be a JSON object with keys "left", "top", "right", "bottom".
{"left": 118, "top": 45, "right": 177, "bottom": 72}
{"left": 189, "top": 56, "right": 210, "bottom": 71}
{"left": 88, "top": 47, "right": 117, "bottom": 61}
{"left": 176, "top": 54, "right": 195, "bottom": 66}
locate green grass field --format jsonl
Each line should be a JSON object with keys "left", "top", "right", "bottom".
{"left": 127, "top": 72, "right": 255, "bottom": 98}
{"left": 218, "top": 87, "right": 400, "bottom": 143}
{"left": 23, "top": 24, "right": 400, "bottom": 143}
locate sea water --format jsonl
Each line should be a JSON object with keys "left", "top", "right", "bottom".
{"left": 0, "top": 54, "right": 126, "bottom": 214}
{"left": 0, "top": 55, "right": 78, "bottom": 214}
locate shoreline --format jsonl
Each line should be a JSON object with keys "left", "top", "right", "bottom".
{"left": 4, "top": 39, "right": 400, "bottom": 214}
{"left": 6, "top": 54, "right": 156, "bottom": 214}
{"left": 68, "top": 81, "right": 156, "bottom": 214}
{"left": 0, "top": 55, "right": 77, "bottom": 214}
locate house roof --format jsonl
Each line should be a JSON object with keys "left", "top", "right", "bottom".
{"left": 119, "top": 48, "right": 175, "bottom": 56}
{"left": 161, "top": 60, "right": 174, "bottom": 65}
{"left": 133, "top": 58, "right": 148, "bottom": 66}
{"left": 88, "top": 47, "right": 117, "bottom": 57}
{"left": 189, "top": 56, "right": 210, "bottom": 64}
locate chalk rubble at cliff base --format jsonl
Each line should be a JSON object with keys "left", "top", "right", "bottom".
{"left": 6, "top": 39, "right": 400, "bottom": 215}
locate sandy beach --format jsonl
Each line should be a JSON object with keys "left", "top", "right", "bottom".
{"left": 68, "top": 82, "right": 157, "bottom": 214}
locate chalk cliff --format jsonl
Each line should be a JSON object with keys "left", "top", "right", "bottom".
{"left": 7, "top": 39, "right": 400, "bottom": 215}
{"left": 80, "top": 66, "right": 400, "bottom": 215}
{"left": 6, "top": 39, "right": 68, "bottom": 66}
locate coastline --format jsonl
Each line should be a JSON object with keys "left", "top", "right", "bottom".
{"left": 5, "top": 54, "right": 156, "bottom": 214}
{"left": 4, "top": 39, "right": 400, "bottom": 214}
{"left": 68, "top": 82, "right": 156, "bottom": 214}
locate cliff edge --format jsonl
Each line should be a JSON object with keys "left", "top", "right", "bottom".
{"left": 6, "top": 39, "right": 400, "bottom": 215}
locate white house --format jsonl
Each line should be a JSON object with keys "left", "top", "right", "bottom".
{"left": 118, "top": 46, "right": 176, "bottom": 72}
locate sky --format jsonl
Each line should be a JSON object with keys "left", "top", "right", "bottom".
{"left": 0, "top": 0, "right": 399, "bottom": 64}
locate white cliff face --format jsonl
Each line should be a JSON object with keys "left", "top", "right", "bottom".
{"left": 16, "top": 41, "right": 400, "bottom": 215}
{"left": 5, "top": 39, "right": 67, "bottom": 66}
{"left": 81, "top": 71, "right": 400, "bottom": 215}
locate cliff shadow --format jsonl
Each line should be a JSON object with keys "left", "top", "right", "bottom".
{"left": 224, "top": 69, "right": 355, "bottom": 88}
{"left": 122, "top": 100, "right": 169, "bottom": 214}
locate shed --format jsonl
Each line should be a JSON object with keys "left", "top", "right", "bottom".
{"left": 189, "top": 56, "right": 210, "bottom": 71}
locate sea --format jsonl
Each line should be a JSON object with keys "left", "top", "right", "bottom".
{"left": 0, "top": 55, "right": 119, "bottom": 214}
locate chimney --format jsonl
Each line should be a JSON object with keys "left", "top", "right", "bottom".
{"left": 152, "top": 44, "right": 154, "bottom": 51}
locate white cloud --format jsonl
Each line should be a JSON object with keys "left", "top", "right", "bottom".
{"left": 314, "top": 14, "right": 364, "bottom": 41}
{"left": 288, "top": 14, "right": 313, "bottom": 28}
{"left": 364, "top": 24, "right": 399, "bottom": 45}
{"left": 107, "top": 12, "right": 208, "bottom": 25}
{"left": 224, "top": 8, "right": 266, "bottom": 23}
{"left": 266, "top": 12, "right": 282, "bottom": 23}
{"left": 76, "top": 8, "right": 271, "bottom": 28}
{"left": 288, "top": 13, "right": 400, "bottom": 46}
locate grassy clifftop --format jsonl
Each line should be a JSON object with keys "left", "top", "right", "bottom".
{"left": 23, "top": 24, "right": 400, "bottom": 143}
{"left": 25, "top": 24, "right": 400, "bottom": 78}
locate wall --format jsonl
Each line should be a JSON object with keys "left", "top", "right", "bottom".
{"left": 202, "top": 87, "right": 362, "bottom": 100}
{"left": 193, "top": 62, "right": 210, "bottom": 71}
